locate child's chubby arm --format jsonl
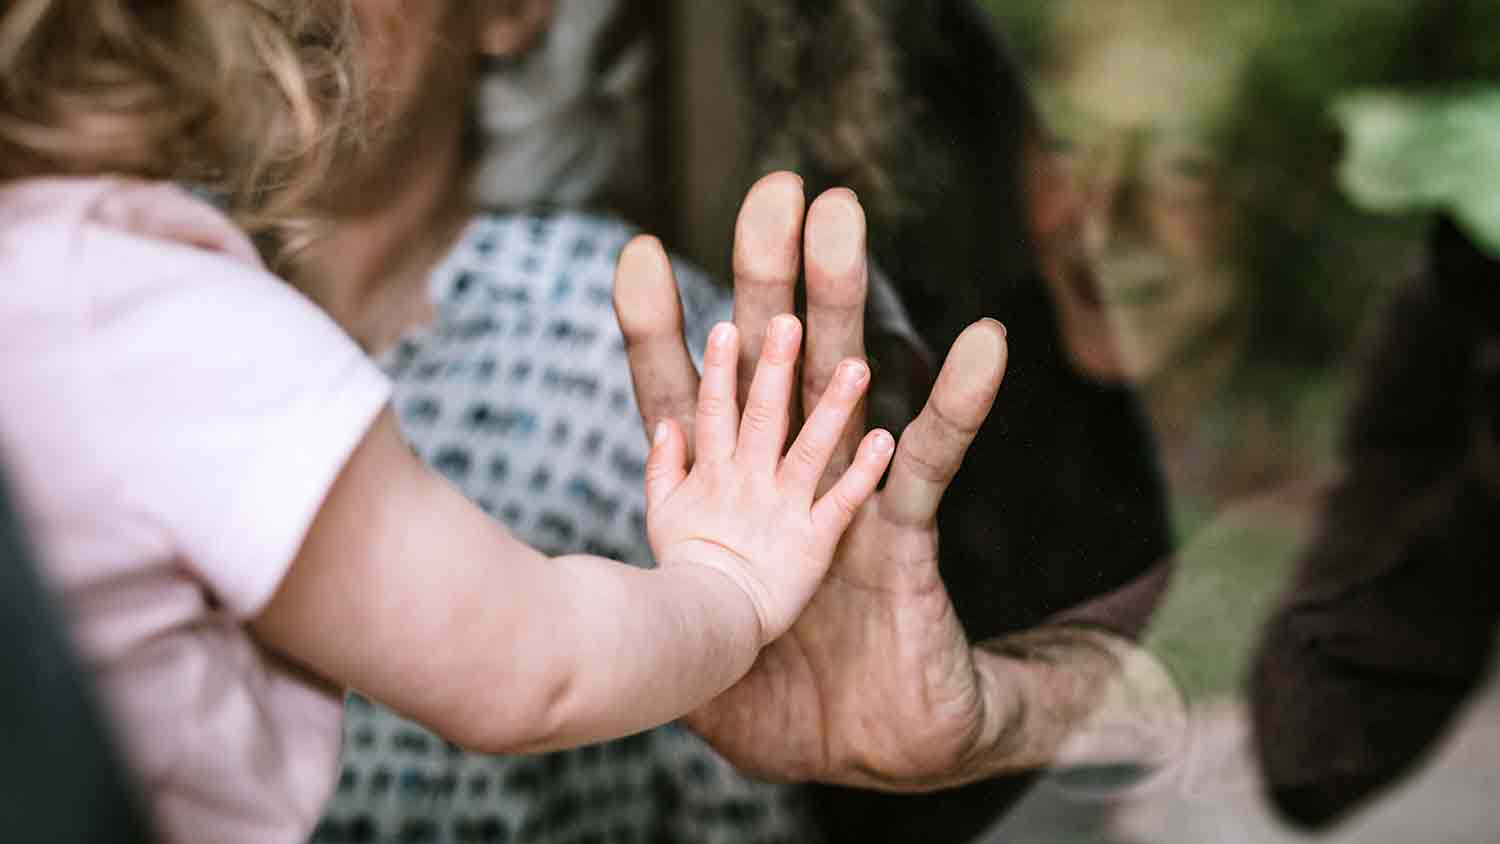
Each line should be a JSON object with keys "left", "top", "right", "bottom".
{"left": 252, "top": 315, "right": 893, "bottom": 754}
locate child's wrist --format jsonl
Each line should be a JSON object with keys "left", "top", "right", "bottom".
{"left": 661, "top": 560, "right": 768, "bottom": 656}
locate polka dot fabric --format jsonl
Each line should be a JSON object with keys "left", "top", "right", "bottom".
{"left": 314, "top": 212, "right": 815, "bottom": 844}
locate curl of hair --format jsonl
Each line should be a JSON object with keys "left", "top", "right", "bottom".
{"left": 742, "top": 0, "right": 917, "bottom": 222}
{"left": 0, "top": 0, "right": 357, "bottom": 235}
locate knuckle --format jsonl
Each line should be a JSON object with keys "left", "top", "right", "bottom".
{"left": 827, "top": 488, "right": 861, "bottom": 520}
{"left": 786, "top": 436, "right": 825, "bottom": 474}
{"left": 928, "top": 394, "right": 985, "bottom": 440}
{"left": 734, "top": 252, "right": 798, "bottom": 291}
{"left": 920, "top": 402, "right": 977, "bottom": 448}
{"left": 643, "top": 453, "right": 676, "bottom": 486}
{"left": 895, "top": 428, "right": 953, "bottom": 486}
{"left": 640, "top": 388, "right": 685, "bottom": 419}
{"left": 644, "top": 459, "right": 669, "bottom": 484}
{"left": 621, "top": 327, "right": 665, "bottom": 350}
{"left": 697, "top": 394, "right": 733, "bottom": 419}
{"left": 739, "top": 401, "right": 780, "bottom": 433}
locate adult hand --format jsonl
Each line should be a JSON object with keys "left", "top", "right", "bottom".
{"left": 614, "top": 172, "right": 1019, "bottom": 790}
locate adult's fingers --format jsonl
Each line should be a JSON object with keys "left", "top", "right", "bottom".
{"left": 802, "top": 189, "right": 869, "bottom": 478}
{"left": 732, "top": 172, "right": 806, "bottom": 404}
{"left": 881, "top": 319, "right": 1008, "bottom": 527}
{"left": 615, "top": 235, "right": 701, "bottom": 455}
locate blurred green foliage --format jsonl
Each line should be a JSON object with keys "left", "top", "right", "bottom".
{"left": 1338, "top": 88, "right": 1500, "bottom": 257}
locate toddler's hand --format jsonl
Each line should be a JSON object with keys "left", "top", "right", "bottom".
{"left": 645, "top": 315, "right": 894, "bottom": 644}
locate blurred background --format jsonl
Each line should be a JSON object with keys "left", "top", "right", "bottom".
{"left": 974, "top": 1, "right": 1500, "bottom": 841}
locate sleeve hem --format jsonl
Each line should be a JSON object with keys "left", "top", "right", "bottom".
{"left": 211, "top": 359, "right": 391, "bottom": 619}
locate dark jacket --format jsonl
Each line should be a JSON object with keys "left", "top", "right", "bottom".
{"left": 1251, "top": 217, "right": 1500, "bottom": 829}
{"left": 0, "top": 470, "right": 153, "bottom": 842}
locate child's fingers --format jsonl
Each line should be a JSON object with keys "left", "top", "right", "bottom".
{"left": 695, "top": 323, "right": 741, "bottom": 464}
{"left": 736, "top": 314, "right": 802, "bottom": 466}
{"left": 779, "top": 357, "right": 870, "bottom": 495}
{"left": 644, "top": 419, "right": 687, "bottom": 510}
{"left": 811, "top": 429, "right": 895, "bottom": 534}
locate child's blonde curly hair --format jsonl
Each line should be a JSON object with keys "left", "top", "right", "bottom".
{"left": 0, "top": 0, "right": 358, "bottom": 234}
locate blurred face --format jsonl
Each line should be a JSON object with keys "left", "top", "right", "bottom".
{"left": 1027, "top": 4, "right": 1248, "bottom": 383}
{"left": 352, "top": 1, "right": 464, "bottom": 135}
{"left": 340, "top": 0, "right": 554, "bottom": 172}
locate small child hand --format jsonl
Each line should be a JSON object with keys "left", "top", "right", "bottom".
{"left": 645, "top": 314, "right": 895, "bottom": 645}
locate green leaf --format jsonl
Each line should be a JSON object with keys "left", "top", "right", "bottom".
{"left": 1334, "top": 86, "right": 1500, "bottom": 257}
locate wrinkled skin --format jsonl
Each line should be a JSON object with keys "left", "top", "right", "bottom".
{"left": 615, "top": 172, "right": 1021, "bottom": 790}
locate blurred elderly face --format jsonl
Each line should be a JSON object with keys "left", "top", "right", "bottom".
{"left": 1026, "top": 2, "right": 1253, "bottom": 383}
{"left": 345, "top": 0, "right": 554, "bottom": 158}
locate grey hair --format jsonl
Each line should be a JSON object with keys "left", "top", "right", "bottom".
{"left": 468, "top": 0, "right": 648, "bottom": 210}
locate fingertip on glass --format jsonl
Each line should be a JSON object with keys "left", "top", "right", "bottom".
{"left": 837, "top": 358, "right": 870, "bottom": 387}
{"left": 709, "top": 322, "right": 735, "bottom": 350}
{"left": 769, "top": 313, "right": 800, "bottom": 345}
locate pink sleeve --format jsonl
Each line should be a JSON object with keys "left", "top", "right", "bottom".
{"left": 77, "top": 222, "right": 391, "bottom": 618}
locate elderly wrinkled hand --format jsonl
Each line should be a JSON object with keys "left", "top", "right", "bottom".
{"left": 614, "top": 172, "right": 1022, "bottom": 790}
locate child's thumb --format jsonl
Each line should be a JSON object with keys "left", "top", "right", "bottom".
{"left": 644, "top": 419, "right": 687, "bottom": 510}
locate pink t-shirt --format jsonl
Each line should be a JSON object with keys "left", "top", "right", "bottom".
{"left": 0, "top": 178, "right": 391, "bottom": 843}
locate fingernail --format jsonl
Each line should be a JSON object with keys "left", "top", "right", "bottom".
{"left": 710, "top": 322, "right": 733, "bottom": 349}
{"left": 871, "top": 430, "right": 894, "bottom": 456}
{"left": 838, "top": 360, "right": 869, "bottom": 386}
{"left": 654, "top": 421, "right": 668, "bottom": 445}
{"left": 770, "top": 314, "right": 798, "bottom": 344}
{"left": 981, "top": 317, "right": 1007, "bottom": 338}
